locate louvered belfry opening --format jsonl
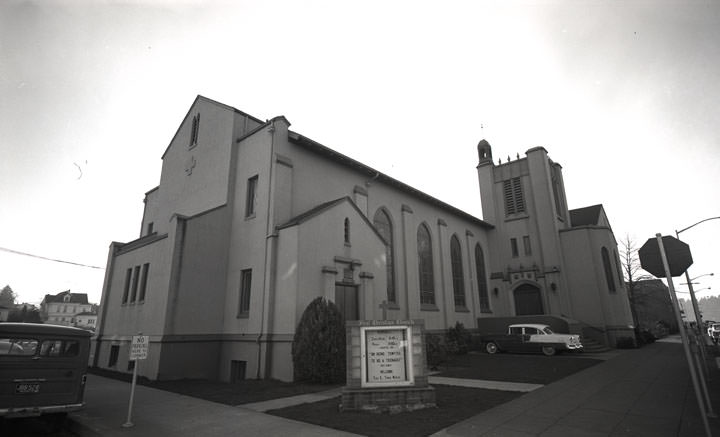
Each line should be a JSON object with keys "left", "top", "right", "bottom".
{"left": 503, "top": 177, "right": 525, "bottom": 215}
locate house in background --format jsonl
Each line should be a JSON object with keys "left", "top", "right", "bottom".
{"left": 94, "top": 95, "right": 634, "bottom": 383}
{"left": 72, "top": 311, "right": 98, "bottom": 331}
{"left": 630, "top": 279, "right": 677, "bottom": 337}
{"left": 41, "top": 291, "right": 94, "bottom": 327}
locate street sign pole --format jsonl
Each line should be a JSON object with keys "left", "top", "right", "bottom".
{"left": 122, "top": 333, "right": 148, "bottom": 428}
{"left": 122, "top": 357, "right": 139, "bottom": 428}
{"left": 655, "top": 234, "right": 711, "bottom": 437}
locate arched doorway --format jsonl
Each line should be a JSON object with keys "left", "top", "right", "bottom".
{"left": 514, "top": 284, "right": 544, "bottom": 315}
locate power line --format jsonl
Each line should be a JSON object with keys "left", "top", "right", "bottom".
{"left": 0, "top": 246, "right": 104, "bottom": 270}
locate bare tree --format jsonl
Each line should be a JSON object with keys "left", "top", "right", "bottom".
{"left": 619, "top": 234, "right": 653, "bottom": 293}
{"left": 619, "top": 234, "right": 654, "bottom": 340}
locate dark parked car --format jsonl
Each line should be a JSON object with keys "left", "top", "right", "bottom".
{"left": 481, "top": 323, "right": 583, "bottom": 356}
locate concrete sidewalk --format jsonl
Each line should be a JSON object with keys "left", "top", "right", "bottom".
{"left": 68, "top": 338, "right": 720, "bottom": 436}
{"left": 69, "top": 375, "right": 360, "bottom": 436}
{"left": 432, "top": 338, "right": 720, "bottom": 436}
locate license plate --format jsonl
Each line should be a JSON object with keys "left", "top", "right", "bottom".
{"left": 15, "top": 383, "right": 40, "bottom": 394}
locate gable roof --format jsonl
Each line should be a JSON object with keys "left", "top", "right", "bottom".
{"left": 277, "top": 196, "right": 388, "bottom": 245}
{"left": 569, "top": 205, "right": 604, "bottom": 227}
{"left": 158, "top": 96, "right": 493, "bottom": 230}
{"left": 288, "top": 131, "right": 494, "bottom": 230}
{"left": 161, "top": 95, "right": 265, "bottom": 159}
{"left": 43, "top": 291, "right": 89, "bottom": 304}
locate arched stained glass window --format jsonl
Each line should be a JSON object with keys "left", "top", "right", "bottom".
{"left": 450, "top": 235, "right": 466, "bottom": 308}
{"left": 475, "top": 244, "right": 490, "bottom": 312}
{"left": 602, "top": 247, "right": 616, "bottom": 292}
{"left": 373, "top": 209, "right": 396, "bottom": 304}
{"left": 417, "top": 224, "right": 435, "bottom": 305}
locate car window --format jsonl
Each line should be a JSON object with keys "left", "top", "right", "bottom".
{"left": 543, "top": 327, "right": 554, "bottom": 335}
{"left": 40, "top": 340, "right": 80, "bottom": 357}
{"left": 509, "top": 327, "right": 523, "bottom": 335}
{"left": 525, "top": 327, "right": 539, "bottom": 335}
{"left": 0, "top": 338, "right": 39, "bottom": 356}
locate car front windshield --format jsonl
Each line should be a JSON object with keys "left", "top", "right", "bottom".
{"left": 543, "top": 327, "right": 554, "bottom": 335}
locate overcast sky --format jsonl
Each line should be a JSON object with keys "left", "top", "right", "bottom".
{"left": 1, "top": 0, "right": 718, "bottom": 306}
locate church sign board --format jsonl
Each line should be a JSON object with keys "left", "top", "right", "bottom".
{"left": 341, "top": 319, "right": 436, "bottom": 413}
{"left": 361, "top": 325, "right": 413, "bottom": 387}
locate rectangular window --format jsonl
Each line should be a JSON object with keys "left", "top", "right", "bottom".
{"left": 138, "top": 263, "right": 150, "bottom": 302}
{"left": 245, "top": 175, "right": 258, "bottom": 217}
{"left": 108, "top": 345, "right": 119, "bottom": 367}
{"left": 147, "top": 222, "right": 154, "bottom": 235}
{"left": 0, "top": 338, "right": 38, "bottom": 356}
{"left": 523, "top": 236, "right": 532, "bottom": 256}
{"left": 40, "top": 340, "right": 79, "bottom": 357}
{"left": 503, "top": 177, "right": 526, "bottom": 216}
{"left": 122, "top": 268, "right": 132, "bottom": 304}
{"left": 230, "top": 360, "right": 247, "bottom": 382}
{"left": 510, "top": 238, "right": 519, "bottom": 258}
{"left": 130, "top": 265, "right": 141, "bottom": 303}
{"left": 238, "top": 269, "right": 252, "bottom": 316}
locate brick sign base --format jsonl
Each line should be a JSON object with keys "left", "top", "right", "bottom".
{"left": 340, "top": 319, "right": 436, "bottom": 413}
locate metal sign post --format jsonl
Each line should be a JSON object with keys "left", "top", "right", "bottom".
{"left": 653, "top": 235, "right": 711, "bottom": 437}
{"left": 122, "top": 334, "right": 148, "bottom": 428}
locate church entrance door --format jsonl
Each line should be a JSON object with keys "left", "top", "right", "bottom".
{"left": 514, "top": 284, "right": 544, "bottom": 315}
{"left": 335, "top": 284, "right": 359, "bottom": 321}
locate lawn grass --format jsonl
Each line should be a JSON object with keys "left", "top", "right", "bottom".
{"left": 435, "top": 351, "right": 602, "bottom": 384}
{"left": 264, "top": 352, "right": 602, "bottom": 436}
{"left": 267, "top": 384, "right": 522, "bottom": 437}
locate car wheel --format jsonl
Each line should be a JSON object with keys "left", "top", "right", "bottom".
{"left": 541, "top": 346, "right": 556, "bottom": 356}
{"left": 485, "top": 342, "right": 499, "bottom": 354}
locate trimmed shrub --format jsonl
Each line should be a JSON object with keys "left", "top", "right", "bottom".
{"left": 425, "top": 333, "right": 448, "bottom": 370}
{"left": 638, "top": 329, "right": 656, "bottom": 345}
{"left": 291, "top": 297, "right": 346, "bottom": 384}
{"left": 615, "top": 336, "right": 636, "bottom": 349}
{"left": 446, "top": 322, "right": 472, "bottom": 355}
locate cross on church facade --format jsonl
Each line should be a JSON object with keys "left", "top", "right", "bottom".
{"left": 379, "top": 300, "right": 391, "bottom": 321}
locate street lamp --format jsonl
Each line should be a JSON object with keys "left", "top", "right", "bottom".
{"left": 690, "top": 273, "right": 715, "bottom": 282}
{"left": 675, "top": 217, "right": 719, "bottom": 424}
{"left": 677, "top": 287, "right": 711, "bottom": 294}
{"left": 676, "top": 217, "right": 720, "bottom": 334}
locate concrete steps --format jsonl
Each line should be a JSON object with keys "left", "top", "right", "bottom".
{"left": 580, "top": 336, "right": 612, "bottom": 353}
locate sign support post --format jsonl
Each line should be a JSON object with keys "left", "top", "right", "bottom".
{"left": 122, "top": 333, "right": 148, "bottom": 428}
{"left": 654, "top": 235, "right": 711, "bottom": 437}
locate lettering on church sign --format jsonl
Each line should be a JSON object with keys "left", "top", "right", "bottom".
{"left": 361, "top": 326, "right": 413, "bottom": 387}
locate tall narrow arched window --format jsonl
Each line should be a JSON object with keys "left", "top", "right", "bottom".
{"left": 344, "top": 218, "right": 350, "bottom": 244}
{"left": 417, "top": 224, "right": 435, "bottom": 305}
{"left": 373, "top": 209, "right": 396, "bottom": 304}
{"left": 614, "top": 249, "right": 624, "bottom": 286}
{"left": 450, "top": 235, "right": 466, "bottom": 308}
{"left": 602, "top": 247, "right": 616, "bottom": 292}
{"left": 475, "top": 244, "right": 490, "bottom": 313}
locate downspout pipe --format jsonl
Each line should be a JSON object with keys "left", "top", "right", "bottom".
{"left": 256, "top": 120, "right": 277, "bottom": 379}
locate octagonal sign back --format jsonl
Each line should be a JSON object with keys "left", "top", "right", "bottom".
{"left": 639, "top": 235, "right": 693, "bottom": 278}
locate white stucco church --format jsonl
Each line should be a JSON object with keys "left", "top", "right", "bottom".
{"left": 94, "top": 96, "right": 634, "bottom": 382}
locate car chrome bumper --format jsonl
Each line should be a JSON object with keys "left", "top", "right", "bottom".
{"left": 566, "top": 344, "right": 584, "bottom": 350}
{"left": 0, "top": 402, "right": 84, "bottom": 418}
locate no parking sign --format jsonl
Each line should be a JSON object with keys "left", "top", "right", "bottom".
{"left": 129, "top": 335, "right": 148, "bottom": 361}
